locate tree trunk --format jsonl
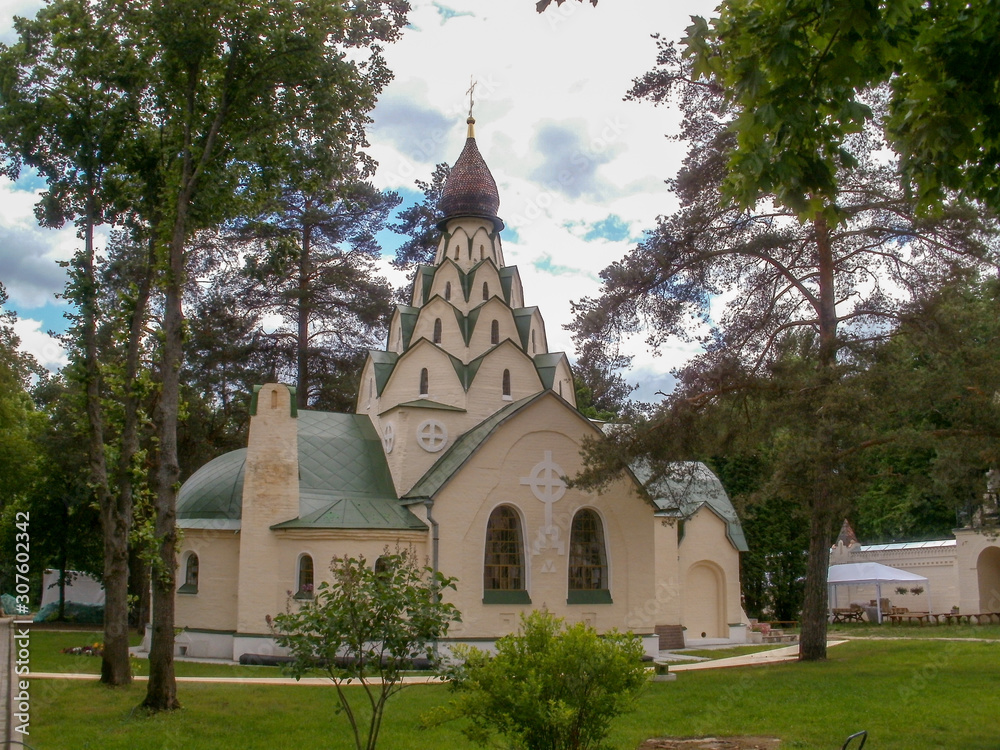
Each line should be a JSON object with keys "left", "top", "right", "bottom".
{"left": 129, "top": 546, "right": 150, "bottom": 636}
{"left": 799, "top": 487, "right": 834, "bottom": 660}
{"left": 118, "top": 239, "right": 153, "bottom": 639}
{"left": 296, "top": 222, "right": 312, "bottom": 410}
{"left": 797, "top": 213, "right": 838, "bottom": 662}
{"left": 142, "top": 217, "right": 187, "bottom": 712}
{"left": 78, "top": 197, "right": 133, "bottom": 687}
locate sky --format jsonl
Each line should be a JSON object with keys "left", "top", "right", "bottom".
{"left": 0, "top": 0, "right": 718, "bottom": 401}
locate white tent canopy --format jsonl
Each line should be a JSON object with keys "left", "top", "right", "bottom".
{"left": 828, "top": 562, "right": 930, "bottom": 623}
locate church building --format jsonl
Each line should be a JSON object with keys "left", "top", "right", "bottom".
{"left": 171, "top": 116, "right": 750, "bottom": 660}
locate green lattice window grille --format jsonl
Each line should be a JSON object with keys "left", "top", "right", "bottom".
{"left": 484, "top": 506, "right": 527, "bottom": 599}
{"left": 568, "top": 509, "right": 609, "bottom": 594}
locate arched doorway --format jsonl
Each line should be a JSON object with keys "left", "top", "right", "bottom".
{"left": 977, "top": 546, "right": 1000, "bottom": 613}
{"left": 683, "top": 561, "right": 726, "bottom": 639}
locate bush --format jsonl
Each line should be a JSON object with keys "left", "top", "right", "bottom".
{"left": 271, "top": 550, "right": 460, "bottom": 750}
{"left": 431, "top": 610, "right": 647, "bottom": 750}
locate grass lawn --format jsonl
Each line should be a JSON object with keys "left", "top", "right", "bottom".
{"left": 828, "top": 621, "right": 1000, "bottom": 640}
{"left": 29, "top": 629, "right": 288, "bottom": 679}
{"left": 24, "top": 637, "right": 1000, "bottom": 749}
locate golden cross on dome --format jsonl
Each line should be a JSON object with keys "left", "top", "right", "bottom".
{"left": 466, "top": 76, "right": 477, "bottom": 119}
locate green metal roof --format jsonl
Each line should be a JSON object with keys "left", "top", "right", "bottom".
{"left": 395, "top": 306, "right": 419, "bottom": 349}
{"left": 368, "top": 350, "right": 399, "bottom": 396}
{"left": 178, "top": 410, "right": 425, "bottom": 531}
{"left": 513, "top": 307, "right": 537, "bottom": 351}
{"left": 417, "top": 265, "right": 436, "bottom": 305}
{"left": 177, "top": 449, "right": 246, "bottom": 521}
{"left": 403, "top": 393, "right": 546, "bottom": 501}
{"left": 499, "top": 267, "right": 517, "bottom": 305}
{"left": 533, "top": 352, "right": 566, "bottom": 390}
{"left": 390, "top": 399, "right": 466, "bottom": 412}
{"left": 631, "top": 460, "right": 749, "bottom": 552}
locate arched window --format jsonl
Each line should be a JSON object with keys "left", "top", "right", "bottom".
{"left": 482, "top": 281, "right": 489, "bottom": 300}
{"left": 480, "top": 244, "right": 485, "bottom": 260}
{"left": 445, "top": 281, "right": 452, "bottom": 301}
{"left": 567, "top": 509, "right": 611, "bottom": 604}
{"left": 374, "top": 556, "right": 390, "bottom": 575}
{"left": 270, "top": 389, "right": 278, "bottom": 409}
{"left": 179, "top": 552, "right": 199, "bottom": 594}
{"left": 296, "top": 554, "right": 314, "bottom": 599}
{"left": 433, "top": 318, "right": 442, "bottom": 344}
{"left": 502, "top": 369, "right": 511, "bottom": 399}
{"left": 490, "top": 319, "right": 500, "bottom": 345}
{"left": 483, "top": 506, "right": 529, "bottom": 603}
{"left": 419, "top": 368, "right": 429, "bottom": 397}
{"left": 454, "top": 245, "right": 460, "bottom": 260}
{"left": 531, "top": 329, "right": 536, "bottom": 354}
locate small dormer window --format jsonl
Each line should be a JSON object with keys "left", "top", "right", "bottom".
{"left": 271, "top": 389, "right": 278, "bottom": 409}
{"left": 420, "top": 368, "right": 429, "bottom": 397}
{"left": 454, "top": 245, "right": 459, "bottom": 260}
{"left": 445, "top": 282, "right": 452, "bottom": 301}
{"left": 433, "top": 318, "right": 442, "bottom": 344}
{"left": 531, "top": 329, "right": 536, "bottom": 354}
{"left": 491, "top": 320, "right": 499, "bottom": 345}
{"left": 483, "top": 281, "right": 489, "bottom": 301}
{"left": 502, "top": 369, "right": 511, "bottom": 400}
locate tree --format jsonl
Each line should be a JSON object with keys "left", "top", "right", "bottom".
{"left": 570, "top": 41, "right": 999, "bottom": 660}
{"left": 24, "top": 377, "right": 104, "bottom": 620}
{"left": 683, "top": 0, "right": 1000, "bottom": 213}
{"left": 0, "top": 0, "right": 146, "bottom": 686}
{"left": 236, "top": 177, "right": 399, "bottom": 410}
{"left": 0, "top": 284, "right": 44, "bottom": 515}
{"left": 270, "top": 550, "right": 460, "bottom": 750}
{"left": 429, "top": 610, "right": 647, "bottom": 750}
{"left": 124, "top": 0, "right": 408, "bottom": 711}
{"left": 389, "top": 163, "right": 450, "bottom": 274}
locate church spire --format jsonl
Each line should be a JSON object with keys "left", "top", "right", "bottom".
{"left": 438, "top": 112, "right": 502, "bottom": 230}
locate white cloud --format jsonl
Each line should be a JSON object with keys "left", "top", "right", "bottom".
{"left": 13, "top": 317, "right": 67, "bottom": 371}
{"left": 0, "top": 0, "right": 718, "bottom": 395}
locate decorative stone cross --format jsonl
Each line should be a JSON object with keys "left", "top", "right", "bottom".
{"left": 466, "top": 76, "right": 477, "bottom": 118}
{"left": 522, "top": 450, "right": 566, "bottom": 555}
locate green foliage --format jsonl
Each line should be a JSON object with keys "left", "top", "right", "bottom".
{"left": 0, "top": 285, "right": 44, "bottom": 512}
{"left": 684, "top": 0, "right": 1000, "bottom": 214}
{"left": 271, "top": 550, "right": 460, "bottom": 750}
{"left": 389, "top": 163, "right": 451, "bottom": 275}
{"left": 431, "top": 610, "right": 647, "bottom": 750}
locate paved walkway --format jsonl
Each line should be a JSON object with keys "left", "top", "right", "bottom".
{"left": 29, "top": 641, "right": 850, "bottom": 685}
{"left": 668, "top": 640, "right": 848, "bottom": 671}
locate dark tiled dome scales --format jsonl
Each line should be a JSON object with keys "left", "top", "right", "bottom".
{"left": 438, "top": 117, "right": 501, "bottom": 225}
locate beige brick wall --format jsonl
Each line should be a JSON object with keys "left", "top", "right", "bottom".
{"left": 430, "top": 394, "right": 660, "bottom": 638}
{"left": 236, "top": 384, "right": 300, "bottom": 635}
{"left": 176, "top": 530, "right": 240, "bottom": 632}
{"left": 678, "top": 508, "right": 744, "bottom": 638}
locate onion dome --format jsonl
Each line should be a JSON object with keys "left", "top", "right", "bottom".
{"left": 438, "top": 117, "right": 503, "bottom": 229}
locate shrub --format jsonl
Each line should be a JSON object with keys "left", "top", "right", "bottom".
{"left": 271, "top": 550, "right": 460, "bottom": 750}
{"left": 431, "top": 609, "right": 647, "bottom": 750}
